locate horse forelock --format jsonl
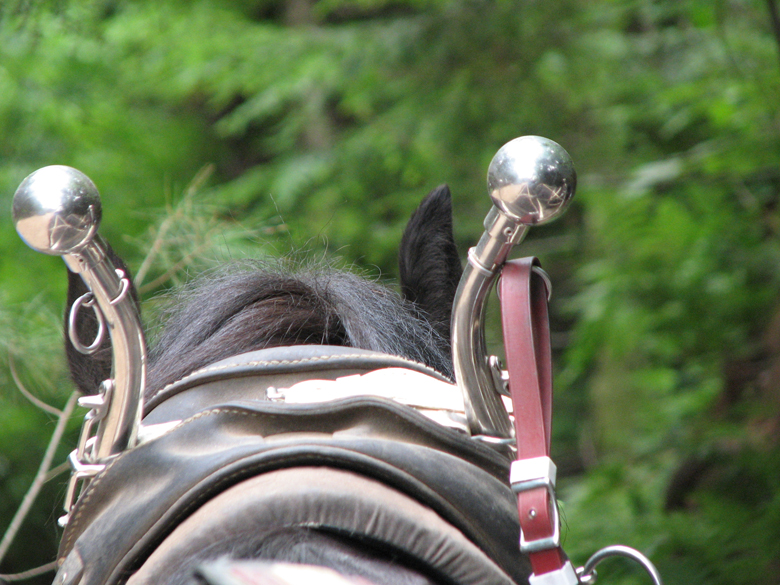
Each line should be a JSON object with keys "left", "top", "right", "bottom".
{"left": 144, "top": 259, "right": 453, "bottom": 404}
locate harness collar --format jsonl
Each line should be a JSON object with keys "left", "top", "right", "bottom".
{"left": 142, "top": 345, "right": 512, "bottom": 435}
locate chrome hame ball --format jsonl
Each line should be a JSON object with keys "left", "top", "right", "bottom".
{"left": 487, "top": 136, "right": 576, "bottom": 225}
{"left": 12, "top": 165, "right": 102, "bottom": 255}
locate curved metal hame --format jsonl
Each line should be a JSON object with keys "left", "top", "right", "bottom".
{"left": 12, "top": 165, "right": 147, "bottom": 461}
{"left": 451, "top": 136, "right": 577, "bottom": 438}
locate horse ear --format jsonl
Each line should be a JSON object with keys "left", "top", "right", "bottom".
{"left": 65, "top": 245, "right": 140, "bottom": 395}
{"left": 399, "top": 184, "right": 463, "bottom": 343}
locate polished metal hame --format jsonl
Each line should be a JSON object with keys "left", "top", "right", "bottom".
{"left": 447, "top": 138, "right": 664, "bottom": 584}
{"left": 12, "top": 165, "right": 147, "bottom": 525}
{"left": 451, "top": 136, "right": 576, "bottom": 438}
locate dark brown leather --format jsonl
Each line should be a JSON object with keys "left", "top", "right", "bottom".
{"left": 128, "top": 468, "right": 516, "bottom": 585}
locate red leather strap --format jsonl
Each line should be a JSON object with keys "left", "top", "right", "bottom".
{"left": 500, "top": 258, "right": 565, "bottom": 576}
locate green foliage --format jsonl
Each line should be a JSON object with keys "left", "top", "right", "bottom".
{"left": 1, "top": 0, "right": 779, "bottom": 582}
{"left": 553, "top": 2, "right": 780, "bottom": 583}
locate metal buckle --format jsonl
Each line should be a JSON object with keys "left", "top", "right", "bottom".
{"left": 59, "top": 449, "right": 105, "bottom": 527}
{"left": 510, "top": 455, "right": 557, "bottom": 489}
{"left": 532, "top": 265, "right": 553, "bottom": 301}
{"left": 511, "top": 456, "right": 560, "bottom": 554}
{"left": 58, "top": 380, "right": 114, "bottom": 526}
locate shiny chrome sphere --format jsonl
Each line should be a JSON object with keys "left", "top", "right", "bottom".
{"left": 12, "top": 165, "right": 102, "bottom": 255}
{"left": 487, "top": 136, "right": 576, "bottom": 225}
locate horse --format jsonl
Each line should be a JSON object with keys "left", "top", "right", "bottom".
{"left": 55, "top": 184, "right": 531, "bottom": 585}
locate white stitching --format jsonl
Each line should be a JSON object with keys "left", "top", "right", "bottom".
{"left": 156, "top": 353, "right": 443, "bottom": 396}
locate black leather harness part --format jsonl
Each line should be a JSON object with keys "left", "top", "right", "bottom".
{"left": 144, "top": 345, "right": 452, "bottom": 422}
{"left": 128, "top": 467, "right": 515, "bottom": 585}
{"left": 55, "top": 347, "right": 529, "bottom": 585}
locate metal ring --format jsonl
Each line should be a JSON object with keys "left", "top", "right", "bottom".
{"left": 467, "top": 247, "right": 496, "bottom": 277}
{"left": 110, "top": 271, "right": 131, "bottom": 306}
{"left": 532, "top": 266, "right": 552, "bottom": 301}
{"left": 471, "top": 434, "right": 516, "bottom": 446}
{"left": 578, "top": 545, "right": 663, "bottom": 585}
{"left": 496, "top": 266, "right": 552, "bottom": 301}
{"left": 68, "top": 292, "right": 107, "bottom": 355}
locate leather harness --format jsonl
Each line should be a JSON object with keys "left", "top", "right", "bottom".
{"left": 502, "top": 259, "right": 573, "bottom": 583}
{"left": 55, "top": 347, "right": 529, "bottom": 585}
{"left": 54, "top": 258, "right": 567, "bottom": 585}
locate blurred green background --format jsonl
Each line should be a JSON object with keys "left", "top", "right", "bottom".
{"left": 1, "top": 0, "right": 779, "bottom": 583}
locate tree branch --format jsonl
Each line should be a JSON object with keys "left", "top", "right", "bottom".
{"left": 134, "top": 164, "right": 214, "bottom": 289}
{"left": 0, "top": 561, "right": 57, "bottom": 582}
{"left": 0, "top": 392, "right": 78, "bottom": 564}
{"left": 43, "top": 461, "right": 71, "bottom": 483}
{"left": 8, "top": 355, "right": 62, "bottom": 417}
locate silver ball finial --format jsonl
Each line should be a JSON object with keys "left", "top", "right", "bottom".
{"left": 12, "top": 165, "right": 102, "bottom": 255}
{"left": 487, "top": 136, "right": 576, "bottom": 225}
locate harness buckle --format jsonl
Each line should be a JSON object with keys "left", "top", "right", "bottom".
{"left": 510, "top": 456, "right": 561, "bottom": 554}
{"left": 58, "top": 379, "right": 115, "bottom": 526}
{"left": 58, "top": 450, "right": 106, "bottom": 527}
{"left": 510, "top": 455, "right": 557, "bottom": 490}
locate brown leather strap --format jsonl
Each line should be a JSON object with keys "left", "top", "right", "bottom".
{"left": 500, "top": 258, "right": 565, "bottom": 576}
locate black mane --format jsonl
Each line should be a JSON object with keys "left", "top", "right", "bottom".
{"left": 65, "top": 185, "right": 463, "bottom": 407}
{"left": 145, "top": 260, "right": 454, "bottom": 403}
